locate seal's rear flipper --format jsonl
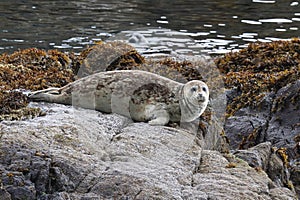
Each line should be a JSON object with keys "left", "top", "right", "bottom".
{"left": 28, "top": 88, "right": 61, "bottom": 102}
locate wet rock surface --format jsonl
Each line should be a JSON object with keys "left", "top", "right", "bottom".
{"left": 0, "top": 103, "right": 297, "bottom": 199}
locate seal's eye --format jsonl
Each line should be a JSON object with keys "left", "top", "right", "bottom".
{"left": 191, "top": 86, "right": 197, "bottom": 92}
{"left": 202, "top": 87, "right": 207, "bottom": 92}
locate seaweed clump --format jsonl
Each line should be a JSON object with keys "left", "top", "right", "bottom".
{"left": 0, "top": 48, "right": 77, "bottom": 90}
{"left": 0, "top": 48, "right": 77, "bottom": 121}
{"left": 76, "top": 41, "right": 145, "bottom": 77}
{"left": 0, "top": 91, "right": 29, "bottom": 114}
{"left": 0, "top": 90, "right": 44, "bottom": 121}
{"left": 215, "top": 38, "right": 300, "bottom": 117}
{"left": 143, "top": 58, "right": 204, "bottom": 82}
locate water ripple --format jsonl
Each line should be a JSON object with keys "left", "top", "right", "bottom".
{"left": 0, "top": 0, "right": 299, "bottom": 55}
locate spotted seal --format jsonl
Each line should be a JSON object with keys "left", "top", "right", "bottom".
{"left": 29, "top": 70, "right": 209, "bottom": 125}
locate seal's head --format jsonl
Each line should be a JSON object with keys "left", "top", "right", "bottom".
{"left": 180, "top": 80, "right": 209, "bottom": 122}
{"left": 184, "top": 80, "right": 209, "bottom": 106}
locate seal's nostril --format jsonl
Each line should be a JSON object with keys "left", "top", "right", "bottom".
{"left": 197, "top": 93, "right": 207, "bottom": 102}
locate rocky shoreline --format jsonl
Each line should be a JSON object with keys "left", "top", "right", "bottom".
{"left": 0, "top": 39, "right": 299, "bottom": 199}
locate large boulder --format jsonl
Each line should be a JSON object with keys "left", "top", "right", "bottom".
{"left": 0, "top": 102, "right": 296, "bottom": 199}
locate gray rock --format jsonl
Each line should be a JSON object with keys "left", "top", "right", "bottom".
{"left": 225, "top": 80, "right": 300, "bottom": 156}
{"left": 266, "top": 80, "right": 300, "bottom": 158}
{"left": 0, "top": 102, "right": 296, "bottom": 199}
{"left": 233, "top": 142, "right": 291, "bottom": 188}
{"left": 224, "top": 80, "right": 300, "bottom": 198}
{"left": 193, "top": 150, "right": 293, "bottom": 200}
{"left": 225, "top": 92, "right": 273, "bottom": 150}
{"left": 0, "top": 189, "right": 12, "bottom": 200}
{"left": 290, "top": 159, "right": 300, "bottom": 199}
{"left": 234, "top": 142, "right": 272, "bottom": 169}
{"left": 269, "top": 187, "right": 298, "bottom": 200}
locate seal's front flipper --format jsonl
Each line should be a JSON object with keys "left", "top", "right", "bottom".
{"left": 148, "top": 110, "right": 170, "bottom": 126}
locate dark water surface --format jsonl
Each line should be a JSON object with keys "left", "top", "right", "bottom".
{"left": 0, "top": 0, "right": 299, "bottom": 54}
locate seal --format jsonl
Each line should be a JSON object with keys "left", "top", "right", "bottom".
{"left": 29, "top": 70, "right": 209, "bottom": 125}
